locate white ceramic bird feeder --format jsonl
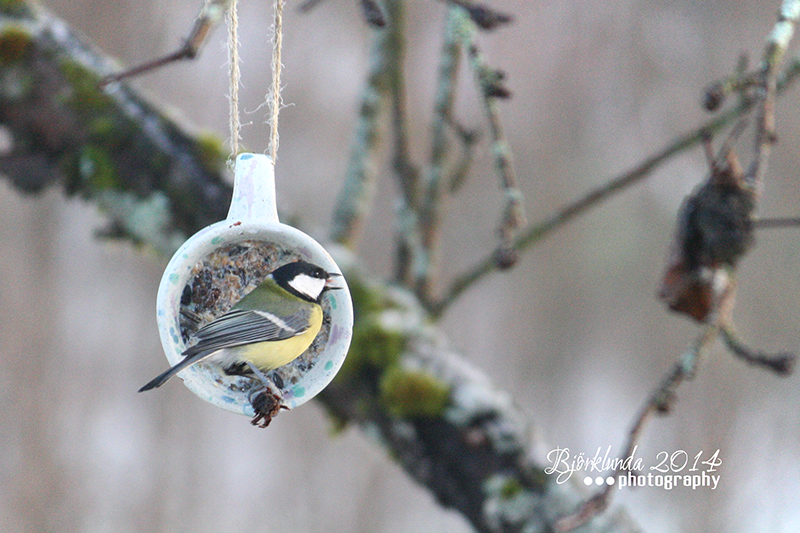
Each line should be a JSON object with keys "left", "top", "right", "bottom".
{"left": 155, "top": 153, "right": 353, "bottom": 418}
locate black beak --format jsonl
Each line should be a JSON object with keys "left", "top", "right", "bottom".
{"left": 324, "top": 272, "right": 344, "bottom": 291}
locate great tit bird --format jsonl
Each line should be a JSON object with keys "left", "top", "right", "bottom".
{"left": 139, "top": 260, "right": 341, "bottom": 393}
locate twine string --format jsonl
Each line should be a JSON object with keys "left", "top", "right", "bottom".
{"left": 269, "top": 0, "right": 285, "bottom": 162}
{"left": 227, "top": 0, "right": 285, "bottom": 163}
{"left": 228, "top": 0, "right": 241, "bottom": 159}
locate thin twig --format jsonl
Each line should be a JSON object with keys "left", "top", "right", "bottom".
{"left": 431, "top": 114, "right": 726, "bottom": 316}
{"left": 415, "top": 5, "right": 462, "bottom": 302}
{"left": 99, "top": 0, "right": 231, "bottom": 86}
{"left": 329, "top": 8, "right": 394, "bottom": 247}
{"left": 552, "top": 324, "right": 719, "bottom": 532}
{"left": 754, "top": 216, "right": 800, "bottom": 228}
{"left": 746, "top": 0, "right": 800, "bottom": 188}
{"left": 443, "top": 0, "right": 514, "bottom": 31}
{"left": 382, "top": 0, "right": 425, "bottom": 285}
{"left": 720, "top": 324, "right": 797, "bottom": 375}
{"left": 100, "top": 49, "right": 193, "bottom": 87}
{"left": 446, "top": 119, "right": 479, "bottom": 193}
{"left": 457, "top": 7, "right": 525, "bottom": 268}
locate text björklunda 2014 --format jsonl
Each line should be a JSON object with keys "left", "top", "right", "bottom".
{"left": 544, "top": 445, "right": 722, "bottom": 490}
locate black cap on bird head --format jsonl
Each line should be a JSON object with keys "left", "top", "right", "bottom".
{"left": 270, "top": 260, "right": 342, "bottom": 303}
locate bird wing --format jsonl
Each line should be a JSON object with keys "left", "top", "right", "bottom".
{"left": 182, "top": 307, "right": 313, "bottom": 357}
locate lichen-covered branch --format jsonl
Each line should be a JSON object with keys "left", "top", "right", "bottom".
{"left": 456, "top": 6, "right": 525, "bottom": 268}
{"left": 329, "top": 4, "right": 393, "bottom": 247}
{"left": 746, "top": 0, "right": 800, "bottom": 186}
{"left": 0, "top": 1, "right": 231, "bottom": 256}
{"left": 383, "top": 0, "right": 426, "bottom": 286}
{"left": 322, "top": 258, "right": 639, "bottom": 533}
{"left": 415, "top": 5, "right": 462, "bottom": 303}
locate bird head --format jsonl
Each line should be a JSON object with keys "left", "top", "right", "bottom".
{"left": 271, "top": 260, "right": 343, "bottom": 303}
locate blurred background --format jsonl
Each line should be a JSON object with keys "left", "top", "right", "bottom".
{"left": 2, "top": 0, "right": 799, "bottom": 531}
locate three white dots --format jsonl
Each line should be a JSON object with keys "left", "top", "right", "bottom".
{"left": 584, "top": 476, "right": 615, "bottom": 486}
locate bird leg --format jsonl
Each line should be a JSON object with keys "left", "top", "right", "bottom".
{"left": 246, "top": 361, "right": 289, "bottom": 428}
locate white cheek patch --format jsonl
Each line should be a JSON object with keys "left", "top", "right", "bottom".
{"left": 289, "top": 273, "right": 326, "bottom": 300}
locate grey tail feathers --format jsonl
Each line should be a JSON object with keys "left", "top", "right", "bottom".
{"left": 138, "top": 355, "right": 202, "bottom": 392}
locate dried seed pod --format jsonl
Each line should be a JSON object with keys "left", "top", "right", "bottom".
{"left": 659, "top": 147, "right": 756, "bottom": 322}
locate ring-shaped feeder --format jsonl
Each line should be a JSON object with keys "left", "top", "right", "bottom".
{"left": 156, "top": 153, "right": 353, "bottom": 416}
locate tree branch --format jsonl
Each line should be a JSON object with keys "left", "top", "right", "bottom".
{"left": 329, "top": 7, "right": 394, "bottom": 247}
{"left": 552, "top": 2, "right": 800, "bottom": 527}
{"left": 457, "top": 6, "right": 525, "bottom": 267}
{"left": 746, "top": 0, "right": 800, "bottom": 187}
{"left": 552, "top": 324, "right": 719, "bottom": 532}
{"left": 321, "top": 260, "right": 640, "bottom": 533}
{"left": 431, "top": 51, "right": 800, "bottom": 317}
{"left": 415, "top": 4, "right": 462, "bottom": 303}
{"left": 383, "top": 0, "right": 426, "bottom": 286}
{"left": 0, "top": 2, "right": 231, "bottom": 256}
